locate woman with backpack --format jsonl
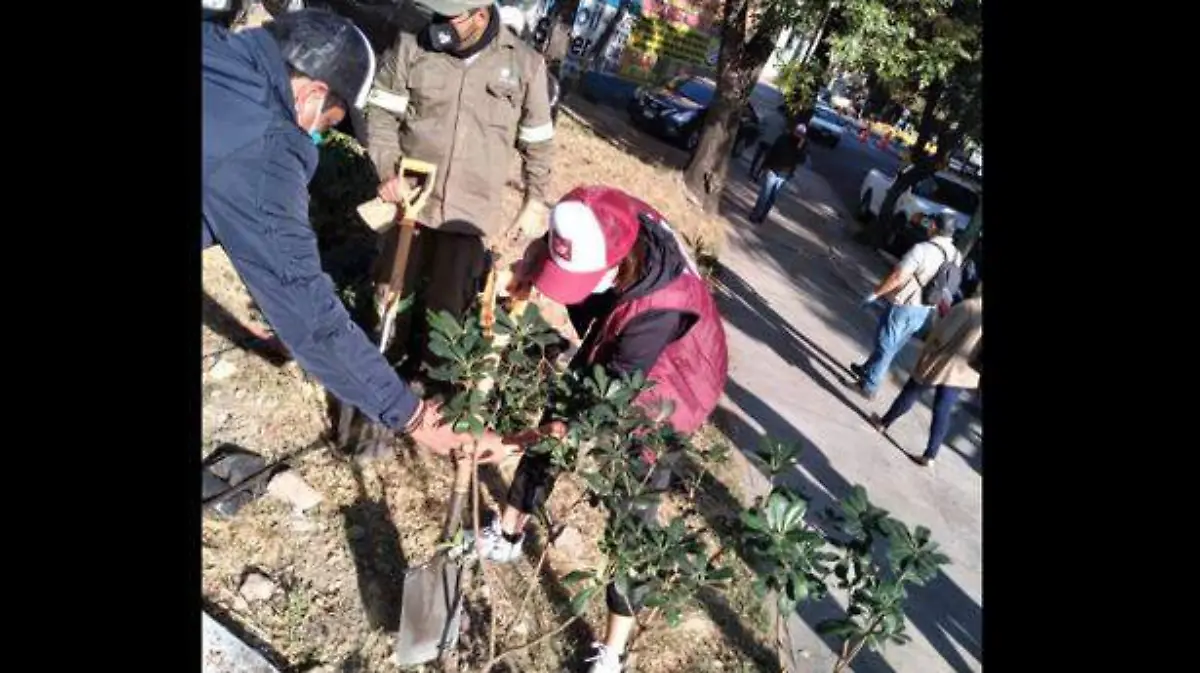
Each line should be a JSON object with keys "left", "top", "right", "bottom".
{"left": 869, "top": 284, "right": 982, "bottom": 467}
{"left": 469, "top": 185, "right": 729, "bottom": 673}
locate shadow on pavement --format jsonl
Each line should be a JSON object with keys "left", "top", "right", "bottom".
{"left": 713, "top": 263, "right": 877, "bottom": 424}
{"left": 715, "top": 377, "right": 983, "bottom": 673}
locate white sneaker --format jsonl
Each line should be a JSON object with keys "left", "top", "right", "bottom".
{"left": 464, "top": 519, "right": 524, "bottom": 563}
{"left": 585, "top": 642, "right": 623, "bottom": 673}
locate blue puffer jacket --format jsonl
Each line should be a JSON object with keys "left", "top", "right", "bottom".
{"left": 202, "top": 21, "right": 419, "bottom": 431}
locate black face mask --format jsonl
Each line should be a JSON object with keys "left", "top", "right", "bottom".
{"left": 422, "top": 8, "right": 499, "bottom": 59}
{"left": 425, "top": 17, "right": 461, "bottom": 53}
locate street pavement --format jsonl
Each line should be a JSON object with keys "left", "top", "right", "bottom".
{"left": 562, "top": 92, "right": 983, "bottom": 672}
{"left": 715, "top": 158, "right": 983, "bottom": 673}
{"left": 745, "top": 82, "right": 903, "bottom": 216}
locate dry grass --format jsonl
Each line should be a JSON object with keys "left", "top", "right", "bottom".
{"left": 202, "top": 109, "right": 774, "bottom": 672}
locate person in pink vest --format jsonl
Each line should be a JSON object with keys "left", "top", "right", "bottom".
{"left": 471, "top": 185, "right": 729, "bottom": 672}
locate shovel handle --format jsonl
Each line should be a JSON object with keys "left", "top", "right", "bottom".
{"left": 383, "top": 218, "right": 418, "bottom": 303}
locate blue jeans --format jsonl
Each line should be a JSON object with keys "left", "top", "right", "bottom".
{"left": 749, "top": 170, "right": 788, "bottom": 221}
{"left": 880, "top": 378, "right": 965, "bottom": 459}
{"left": 861, "top": 302, "right": 932, "bottom": 394}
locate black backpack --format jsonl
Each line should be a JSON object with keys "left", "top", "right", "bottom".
{"left": 920, "top": 242, "right": 963, "bottom": 307}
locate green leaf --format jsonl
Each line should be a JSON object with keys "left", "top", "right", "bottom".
{"left": 393, "top": 293, "right": 415, "bottom": 316}
{"left": 562, "top": 569, "right": 594, "bottom": 586}
{"left": 914, "top": 525, "right": 931, "bottom": 547}
{"left": 467, "top": 414, "right": 485, "bottom": 438}
{"left": 613, "top": 571, "right": 631, "bottom": 598}
{"left": 581, "top": 471, "right": 609, "bottom": 494}
{"left": 665, "top": 608, "right": 682, "bottom": 627}
{"left": 766, "top": 492, "right": 791, "bottom": 530}
{"left": 494, "top": 307, "right": 515, "bottom": 333}
{"left": 452, "top": 419, "right": 472, "bottom": 434}
{"left": 643, "top": 593, "right": 669, "bottom": 608}
{"left": 426, "top": 336, "right": 458, "bottom": 361}
{"left": 570, "top": 585, "right": 599, "bottom": 615}
{"left": 781, "top": 498, "right": 808, "bottom": 532}
{"left": 425, "top": 364, "right": 458, "bottom": 382}
{"left": 740, "top": 511, "right": 766, "bottom": 532}
{"left": 816, "top": 618, "right": 860, "bottom": 638}
{"left": 592, "top": 365, "right": 609, "bottom": 397}
{"left": 788, "top": 573, "right": 810, "bottom": 603}
{"left": 708, "top": 566, "right": 735, "bottom": 582}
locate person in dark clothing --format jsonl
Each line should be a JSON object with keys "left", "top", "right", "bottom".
{"left": 468, "top": 186, "right": 729, "bottom": 673}
{"left": 202, "top": 11, "right": 507, "bottom": 460}
{"left": 748, "top": 123, "right": 808, "bottom": 223}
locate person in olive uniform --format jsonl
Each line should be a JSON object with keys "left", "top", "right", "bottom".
{"left": 363, "top": 0, "right": 555, "bottom": 375}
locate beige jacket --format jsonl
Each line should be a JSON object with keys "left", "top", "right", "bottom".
{"left": 364, "top": 26, "right": 554, "bottom": 237}
{"left": 913, "top": 297, "right": 982, "bottom": 389}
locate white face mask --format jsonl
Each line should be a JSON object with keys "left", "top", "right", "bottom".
{"left": 591, "top": 266, "right": 620, "bottom": 294}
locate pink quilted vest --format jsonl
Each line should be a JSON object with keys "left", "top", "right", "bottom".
{"left": 585, "top": 270, "right": 728, "bottom": 434}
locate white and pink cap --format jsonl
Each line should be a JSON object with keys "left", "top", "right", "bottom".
{"left": 533, "top": 186, "right": 646, "bottom": 305}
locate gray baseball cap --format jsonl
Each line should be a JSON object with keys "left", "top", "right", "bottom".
{"left": 416, "top": 0, "right": 493, "bottom": 17}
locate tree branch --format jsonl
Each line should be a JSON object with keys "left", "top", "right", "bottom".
{"left": 483, "top": 615, "right": 582, "bottom": 672}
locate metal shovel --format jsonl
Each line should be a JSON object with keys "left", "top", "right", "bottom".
{"left": 394, "top": 265, "right": 503, "bottom": 666}
{"left": 393, "top": 450, "right": 474, "bottom": 666}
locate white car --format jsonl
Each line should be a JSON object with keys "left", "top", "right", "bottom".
{"left": 806, "top": 106, "right": 845, "bottom": 147}
{"left": 858, "top": 168, "right": 981, "bottom": 254}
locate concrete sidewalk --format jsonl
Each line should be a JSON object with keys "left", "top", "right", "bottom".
{"left": 713, "top": 158, "right": 983, "bottom": 672}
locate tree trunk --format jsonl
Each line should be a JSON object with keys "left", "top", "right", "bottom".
{"left": 681, "top": 1, "right": 783, "bottom": 212}
{"left": 864, "top": 158, "right": 936, "bottom": 247}
{"left": 863, "top": 72, "right": 889, "bottom": 118}
{"left": 913, "top": 78, "right": 944, "bottom": 159}
{"left": 799, "top": 3, "right": 833, "bottom": 67}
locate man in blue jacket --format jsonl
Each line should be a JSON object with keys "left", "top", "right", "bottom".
{"left": 203, "top": 10, "right": 504, "bottom": 458}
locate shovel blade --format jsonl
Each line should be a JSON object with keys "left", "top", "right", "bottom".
{"left": 394, "top": 554, "right": 463, "bottom": 667}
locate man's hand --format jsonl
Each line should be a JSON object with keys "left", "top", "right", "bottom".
{"left": 505, "top": 238, "right": 550, "bottom": 301}
{"left": 469, "top": 430, "right": 526, "bottom": 465}
{"left": 378, "top": 174, "right": 412, "bottom": 205}
{"left": 513, "top": 200, "right": 550, "bottom": 238}
{"left": 406, "top": 401, "right": 478, "bottom": 456}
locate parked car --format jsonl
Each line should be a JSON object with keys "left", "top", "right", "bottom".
{"left": 858, "top": 169, "right": 981, "bottom": 256}
{"left": 627, "top": 75, "right": 761, "bottom": 151}
{"left": 806, "top": 105, "right": 845, "bottom": 147}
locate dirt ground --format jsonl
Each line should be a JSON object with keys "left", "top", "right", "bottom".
{"left": 202, "top": 113, "right": 774, "bottom": 672}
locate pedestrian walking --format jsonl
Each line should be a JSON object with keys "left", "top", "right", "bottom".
{"left": 747, "top": 123, "right": 808, "bottom": 224}
{"left": 849, "top": 212, "right": 962, "bottom": 398}
{"left": 869, "top": 288, "right": 982, "bottom": 467}
{"left": 468, "top": 186, "right": 729, "bottom": 672}
{"left": 202, "top": 10, "right": 507, "bottom": 459}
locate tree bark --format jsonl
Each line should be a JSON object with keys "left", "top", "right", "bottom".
{"left": 799, "top": 3, "right": 834, "bottom": 67}
{"left": 913, "top": 78, "right": 944, "bottom": 159}
{"left": 681, "top": 0, "right": 784, "bottom": 212}
{"left": 863, "top": 72, "right": 888, "bottom": 118}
